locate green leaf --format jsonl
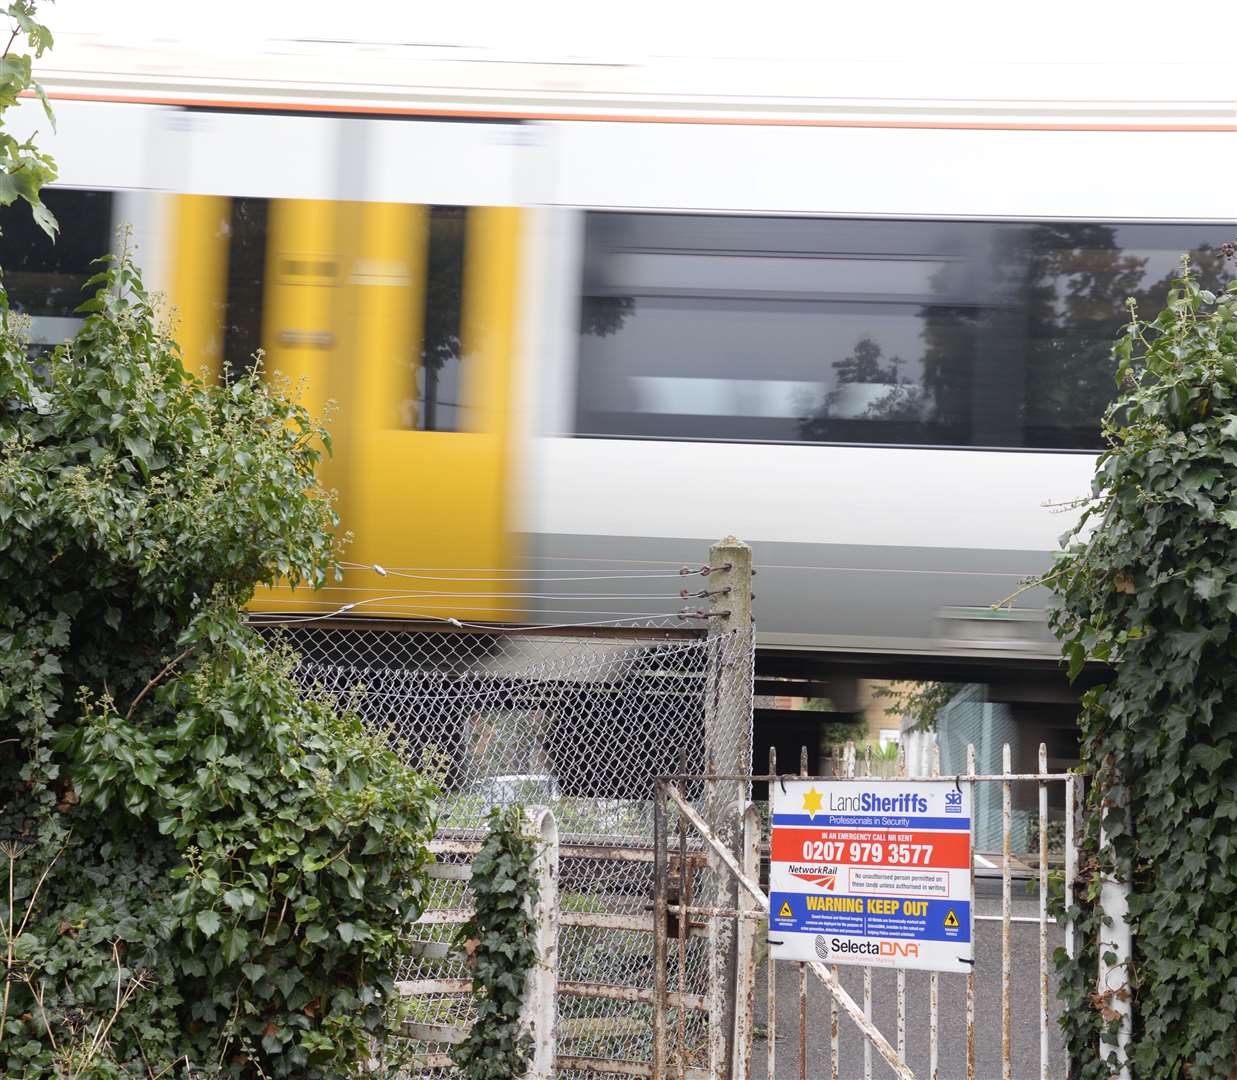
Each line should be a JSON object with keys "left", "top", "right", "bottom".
{"left": 1193, "top": 573, "right": 1224, "bottom": 601}
{"left": 122, "top": 432, "right": 151, "bottom": 463}
{"left": 29, "top": 198, "right": 56, "bottom": 239}
{"left": 196, "top": 910, "right": 222, "bottom": 938}
{"left": 1066, "top": 641, "right": 1086, "bottom": 682}
{"left": 33, "top": 79, "right": 53, "bottom": 129}
{"left": 220, "top": 926, "right": 250, "bottom": 964}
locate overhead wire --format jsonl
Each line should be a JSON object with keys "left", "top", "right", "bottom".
{"left": 338, "top": 561, "right": 694, "bottom": 573}
{"left": 249, "top": 599, "right": 685, "bottom": 616}
{"left": 253, "top": 584, "right": 696, "bottom": 600}
{"left": 249, "top": 608, "right": 691, "bottom": 632}
{"left": 336, "top": 560, "right": 1039, "bottom": 580}
{"left": 249, "top": 552, "right": 731, "bottom": 632}
{"left": 336, "top": 562, "right": 704, "bottom": 583}
{"left": 247, "top": 591, "right": 690, "bottom": 623}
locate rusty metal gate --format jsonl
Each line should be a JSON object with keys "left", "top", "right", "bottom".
{"left": 653, "top": 741, "right": 1082, "bottom": 1080}
{"left": 260, "top": 606, "right": 754, "bottom": 1078}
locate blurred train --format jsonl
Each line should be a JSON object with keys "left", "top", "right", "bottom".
{"left": 3, "top": 31, "right": 1235, "bottom": 661}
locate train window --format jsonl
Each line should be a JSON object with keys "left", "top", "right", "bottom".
{"left": 575, "top": 215, "right": 1233, "bottom": 450}
{"left": 222, "top": 197, "right": 269, "bottom": 376}
{"left": 416, "top": 205, "right": 468, "bottom": 431}
{"left": 0, "top": 187, "right": 113, "bottom": 321}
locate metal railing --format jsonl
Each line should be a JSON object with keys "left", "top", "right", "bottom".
{"left": 652, "top": 741, "right": 1082, "bottom": 1080}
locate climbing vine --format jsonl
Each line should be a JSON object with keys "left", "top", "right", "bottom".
{"left": 1042, "top": 256, "right": 1237, "bottom": 1078}
{"left": 0, "top": 253, "right": 440, "bottom": 1076}
{"left": 452, "top": 806, "right": 540, "bottom": 1080}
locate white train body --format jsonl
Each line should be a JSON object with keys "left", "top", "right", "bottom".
{"left": 9, "top": 24, "right": 1235, "bottom": 659}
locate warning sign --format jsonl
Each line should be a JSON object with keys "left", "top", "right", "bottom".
{"left": 768, "top": 779, "right": 973, "bottom": 973}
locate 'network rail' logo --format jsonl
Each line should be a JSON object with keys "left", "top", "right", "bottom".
{"left": 788, "top": 863, "right": 838, "bottom": 889}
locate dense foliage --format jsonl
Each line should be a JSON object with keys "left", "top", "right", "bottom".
{"left": 1047, "top": 259, "right": 1237, "bottom": 1078}
{"left": 0, "top": 256, "right": 438, "bottom": 1076}
{"left": 0, "top": 1, "right": 57, "bottom": 238}
{"left": 452, "top": 806, "right": 539, "bottom": 1080}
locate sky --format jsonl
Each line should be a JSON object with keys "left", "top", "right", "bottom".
{"left": 46, "top": 0, "right": 1236, "bottom": 69}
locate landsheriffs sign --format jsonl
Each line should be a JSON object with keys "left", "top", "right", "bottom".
{"left": 768, "top": 779, "right": 973, "bottom": 973}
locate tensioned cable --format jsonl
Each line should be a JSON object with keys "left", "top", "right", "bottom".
{"left": 249, "top": 608, "right": 691, "bottom": 632}
{"left": 248, "top": 592, "right": 689, "bottom": 620}
{"left": 250, "top": 600, "right": 683, "bottom": 616}
{"left": 335, "top": 560, "right": 1036, "bottom": 579}
{"left": 335, "top": 567, "right": 699, "bottom": 584}
{"left": 748, "top": 563, "right": 1034, "bottom": 577}
{"left": 254, "top": 585, "right": 693, "bottom": 600}
{"left": 338, "top": 561, "right": 691, "bottom": 574}
{"left": 251, "top": 612, "right": 690, "bottom": 625}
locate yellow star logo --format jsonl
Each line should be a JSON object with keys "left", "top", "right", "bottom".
{"left": 801, "top": 786, "right": 823, "bottom": 818}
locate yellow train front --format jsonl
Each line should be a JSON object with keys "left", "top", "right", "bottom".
{"left": 159, "top": 116, "right": 531, "bottom": 622}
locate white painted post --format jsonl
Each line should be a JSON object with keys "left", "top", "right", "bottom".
{"left": 1098, "top": 812, "right": 1132, "bottom": 1080}
{"left": 1065, "top": 774, "right": 1079, "bottom": 961}
{"left": 520, "top": 806, "right": 559, "bottom": 1080}
{"left": 732, "top": 803, "right": 761, "bottom": 1080}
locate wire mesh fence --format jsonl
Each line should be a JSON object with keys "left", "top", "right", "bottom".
{"left": 257, "top": 618, "right": 754, "bottom": 1077}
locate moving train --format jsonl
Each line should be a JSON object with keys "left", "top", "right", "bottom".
{"left": 5, "top": 29, "right": 1235, "bottom": 660}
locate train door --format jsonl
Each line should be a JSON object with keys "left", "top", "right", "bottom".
{"left": 169, "top": 194, "right": 523, "bottom": 622}
{"left": 334, "top": 201, "right": 522, "bottom": 622}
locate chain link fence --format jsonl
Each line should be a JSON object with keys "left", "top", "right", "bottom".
{"left": 258, "top": 619, "right": 753, "bottom": 1077}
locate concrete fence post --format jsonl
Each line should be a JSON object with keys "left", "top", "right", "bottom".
{"left": 704, "top": 536, "right": 754, "bottom": 1080}
{"left": 520, "top": 806, "right": 559, "bottom": 1080}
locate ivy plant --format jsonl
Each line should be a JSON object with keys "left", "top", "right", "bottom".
{"left": 0, "top": 252, "right": 439, "bottom": 1077}
{"left": 1043, "top": 255, "right": 1237, "bottom": 1078}
{"left": 452, "top": 806, "right": 540, "bottom": 1080}
{"left": 0, "top": 1, "right": 57, "bottom": 237}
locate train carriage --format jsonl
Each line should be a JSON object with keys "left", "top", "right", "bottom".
{"left": 4, "top": 35, "right": 1234, "bottom": 659}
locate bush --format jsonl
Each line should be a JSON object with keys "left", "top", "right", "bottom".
{"left": 451, "top": 806, "right": 539, "bottom": 1080}
{"left": 1047, "top": 261, "right": 1237, "bottom": 1078}
{"left": 0, "top": 255, "right": 438, "bottom": 1077}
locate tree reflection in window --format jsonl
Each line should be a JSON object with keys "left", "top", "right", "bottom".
{"left": 801, "top": 337, "right": 931, "bottom": 436}
{"left": 416, "top": 206, "right": 467, "bottom": 431}
{"left": 222, "top": 197, "right": 269, "bottom": 379}
{"left": 577, "top": 213, "right": 1234, "bottom": 450}
{"left": 801, "top": 225, "right": 1232, "bottom": 449}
